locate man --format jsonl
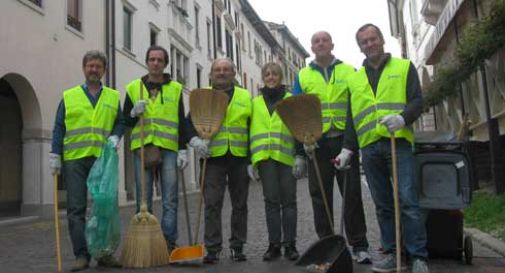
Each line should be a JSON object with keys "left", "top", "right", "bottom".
{"left": 187, "top": 58, "right": 251, "bottom": 264}
{"left": 123, "top": 45, "right": 188, "bottom": 254}
{"left": 335, "top": 24, "right": 428, "bottom": 273}
{"left": 49, "top": 50, "right": 123, "bottom": 271}
{"left": 292, "top": 31, "right": 371, "bottom": 263}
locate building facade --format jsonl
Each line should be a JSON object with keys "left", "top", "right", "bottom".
{"left": 0, "top": 0, "right": 308, "bottom": 218}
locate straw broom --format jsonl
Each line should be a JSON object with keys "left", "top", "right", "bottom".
{"left": 120, "top": 82, "right": 169, "bottom": 268}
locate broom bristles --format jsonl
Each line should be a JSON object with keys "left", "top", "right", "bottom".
{"left": 190, "top": 88, "right": 229, "bottom": 140}
{"left": 120, "top": 211, "right": 169, "bottom": 268}
{"left": 275, "top": 94, "right": 323, "bottom": 144}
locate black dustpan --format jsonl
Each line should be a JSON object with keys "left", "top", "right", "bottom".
{"left": 295, "top": 235, "right": 352, "bottom": 273}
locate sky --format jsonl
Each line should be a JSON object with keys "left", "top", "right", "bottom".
{"left": 248, "top": 0, "right": 401, "bottom": 68}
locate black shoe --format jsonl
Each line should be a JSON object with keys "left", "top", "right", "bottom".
{"left": 284, "top": 244, "right": 299, "bottom": 261}
{"left": 263, "top": 243, "right": 282, "bottom": 261}
{"left": 230, "top": 247, "right": 247, "bottom": 262}
{"left": 203, "top": 250, "right": 220, "bottom": 264}
{"left": 97, "top": 255, "right": 121, "bottom": 268}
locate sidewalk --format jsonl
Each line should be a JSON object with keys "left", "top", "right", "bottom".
{"left": 1, "top": 178, "right": 504, "bottom": 273}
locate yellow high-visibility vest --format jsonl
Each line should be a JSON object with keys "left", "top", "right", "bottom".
{"left": 348, "top": 57, "right": 414, "bottom": 148}
{"left": 298, "top": 63, "right": 354, "bottom": 132}
{"left": 209, "top": 86, "right": 251, "bottom": 157}
{"left": 126, "top": 79, "right": 183, "bottom": 151}
{"left": 63, "top": 85, "right": 119, "bottom": 161}
{"left": 250, "top": 92, "right": 295, "bottom": 166}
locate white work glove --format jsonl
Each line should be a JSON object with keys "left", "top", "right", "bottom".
{"left": 247, "top": 164, "right": 260, "bottom": 182}
{"left": 108, "top": 135, "right": 120, "bottom": 149}
{"left": 130, "top": 100, "right": 147, "bottom": 118}
{"left": 49, "top": 153, "right": 61, "bottom": 175}
{"left": 333, "top": 148, "right": 353, "bottom": 170}
{"left": 177, "top": 149, "right": 188, "bottom": 169}
{"left": 379, "top": 114, "right": 405, "bottom": 133}
{"left": 303, "top": 142, "right": 319, "bottom": 159}
{"left": 292, "top": 155, "right": 306, "bottom": 179}
{"left": 189, "top": 136, "right": 210, "bottom": 158}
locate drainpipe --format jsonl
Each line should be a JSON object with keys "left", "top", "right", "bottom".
{"left": 105, "top": 0, "right": 110, "bottom": 86}
{"left": 111, "top": 0, "right": 116, "bottom": 89}
{"left": 472, "top": 0, "right": 504, "bottom": 194}
{"left": 212, "top": 0, "right": 217, "bottom": 59}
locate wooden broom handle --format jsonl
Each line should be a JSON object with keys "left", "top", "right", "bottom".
{"left": 139, "top": 83, "right": 147, "bottom": 212}
{"left": 193, "top": 158, "right": 207, "bottom": 245}
{"left": 311, "top": 150, "right": 335, "bottom": 233}
{"left": 390, "top": 134, "right": 401, "bottom": 273}
{"left": 53, "top": 174, "right": 62, "bottom": 272}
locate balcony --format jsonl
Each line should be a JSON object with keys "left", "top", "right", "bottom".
{"left": 424, "top": 0, "right": 465, "bottom": 64}
{"left": 421, "top": 0, "right": 448, "bottom": 25}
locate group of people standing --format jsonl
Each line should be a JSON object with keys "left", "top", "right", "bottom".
{"left": 49, "top": 22, "right": 429, "bottom": 273}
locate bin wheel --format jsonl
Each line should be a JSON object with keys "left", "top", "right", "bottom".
{"left": 464, "top": 235, "right": 473, "bottom": 265}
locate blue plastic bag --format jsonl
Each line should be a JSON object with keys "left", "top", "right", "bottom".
{"left": 85, "top": 141, "right": 121, "bottom": 259}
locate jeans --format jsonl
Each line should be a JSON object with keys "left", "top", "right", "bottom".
{"left": 307, "top": 136, "right": 369, "bottom": 252}
{"left": 133, "top": 148, "right": 178, "bottom": 243}
{"left": 257, "top": 159, "right": 297, "bottom": 245}
{"left": 203, "top": 154, "right": 249, "bottom": 252}
{"left": 63, "top": 156, "right": 96, "bottom": 260}
{"left": 361, "top": 138, "right": 427, "bottom": 258}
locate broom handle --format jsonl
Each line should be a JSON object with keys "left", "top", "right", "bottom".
{"left": 311, "top": 150, "right": 334, "bottom": 233}
{"left": 53, "top": 174, "right": 62, "bottom": 272}
{"left": 390, "top": 135, "right": 401, "bottom": 273}
{"left": 194, "top": 157, "right": 207, "bottom": 245}
{"left": 179, "top": 168, "right": 193, "bottom": 245}
{"left": 139, "top": 83, "right": 147, "bottom": 212}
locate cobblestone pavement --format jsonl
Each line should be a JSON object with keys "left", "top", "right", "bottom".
{"left": 1, "top": 177, "right": 504, "bottom": 273}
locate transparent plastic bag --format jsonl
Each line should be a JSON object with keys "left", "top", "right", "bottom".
{"left": 85, "top": 141, "right": 121, "bottom": 259}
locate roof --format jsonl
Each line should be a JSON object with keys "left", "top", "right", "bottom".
{"left": 239, "top": 0, "right": 280, "bottom": 49}
{"left": 264, "top": 21, "right": 310, "bottom": 57}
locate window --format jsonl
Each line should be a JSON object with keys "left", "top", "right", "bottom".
{"left": 150, "top": 28, "right": 157, "bottom": 46}
{"left": 240, "top": 24, "right": 245, "bottom": 49}
{"left": 225, "top": 29, "right": 233, "bottom": 60}
{"left": 194, "top": 6, "right": 200, "bottom": 47}
{"left": 234, "top": 11, "right": 239, "bottom": 27}
{"left": 247, "top": 31, "right": 252, "bottom": 57}
{"left": 243, "top": 72, "right": 247, "bottom": 88}
{"left": 67, "top": 0, "right": 82, "bottom": 31}
{"left": 206, "top": 20, "right": 212, "bottom": 57}
{"left": 27, "top": 0, "right": 42, "bottom": 7}
{"left": 123, "top": 7, "right": 133, "bottom": 50}
{"left": 196, "top": 66, "right": 202, "bottom": 88}
{"left": 216, "top": 16, "right": 222, "bottom": 49}
{"left": 236, "top": 43, "right": 241, "bottom": 72}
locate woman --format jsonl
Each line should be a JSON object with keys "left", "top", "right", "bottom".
{"left": 248, "top": 62, "right": 305, "bottom": 261}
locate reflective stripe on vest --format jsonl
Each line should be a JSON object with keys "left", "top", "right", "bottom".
{"left": 63, "top": 86, "right": 119, "bottom": 161}
{"left": 349, "top": 57, "right": 414, "bottom": 148}
{"left": 209, "top": 87, "right": 251, "bottom": 157}
{"left": 298, "top": 63, "right": 354, "bottom": 132}
{"left": 250, "top": 93, "right": 295, "bottom": 166}
{"left": 126, "top": 78, "right": 183, "bottom": 151}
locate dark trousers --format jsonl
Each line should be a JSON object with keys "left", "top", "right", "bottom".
{"left": 203, "top": 154, "right": 249, "bottom": 252}
{"left": 257, "top": 159, "right": 297, "bottom": 245}
{"left": 307, "top": 136, "right": 369, "bottom": 252}
{"left": 63, "top": 156, "right": 96, "bottom": 260}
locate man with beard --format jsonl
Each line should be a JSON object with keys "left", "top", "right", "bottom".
{"left": 49, "top": 50, "right": 123, "bottom": 271}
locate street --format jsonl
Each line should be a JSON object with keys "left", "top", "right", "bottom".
{"left": 1, "top": 177, "right": 504, "bottom": 273}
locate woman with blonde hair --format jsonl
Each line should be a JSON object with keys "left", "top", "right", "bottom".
{"left": 248, "top": 62, "right": 305, "bottom": 261}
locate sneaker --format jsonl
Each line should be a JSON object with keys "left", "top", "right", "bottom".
{"left": 284, "top": 244, "right": 300, "bottom": 261}
{"left": 412, "top": 258, "right": 429, "bottom": 273}
{"left": 203, "top": 250, "right": 220, "bottom": 264}
{"left": 263, "top": 243, "right": 282, "bottom": 261}
{"left": 353, "top": 250, "right": 371, "bottom": 264}
{"left": 371, "top": 254, "right": 406, "bottom": 273}
{"left": 70, "top": 257, "right": 89, "bottom": 272}
{"left": 230, "top": 247, "right": 247, "bottom": 262}
{"left": 97, "top": 255, "right": 121, "bottom": 268}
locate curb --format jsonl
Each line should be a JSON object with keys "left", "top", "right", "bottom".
{"left": 465, "top": 228, "right": 505, "bottom": 257}
{"left": 0, "top": 216, "right": 40, "bottom": 227}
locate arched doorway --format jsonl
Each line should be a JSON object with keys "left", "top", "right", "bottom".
{"left": 0, "top": 78, "right": 23, "bottom": 217}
